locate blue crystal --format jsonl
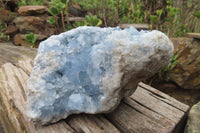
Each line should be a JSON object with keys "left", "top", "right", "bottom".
{"left": 26, "top": 26, "right": 174, "bottom": 125}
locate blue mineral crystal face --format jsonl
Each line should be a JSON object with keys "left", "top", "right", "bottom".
{"left": 26, "top": 26, "right": 174, "bottom": 125}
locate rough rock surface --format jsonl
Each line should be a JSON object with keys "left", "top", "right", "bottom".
{"left": 26, "top": 26, "right": 174, "bottom": 125}
{"left": 18, "top": 6, "right": 47, "bottom": 16}
{"left": 5, "top": 25, "right": 18, "bottom": 35}
{"left": 167, "top": 38, "right": 200, "bottom": 89}
{"left": 184, "top": 101, "right": 200, "bottom": 133}
{"left": 0, "top": 9, "right": 15, "bottom": 23}
{"left": 13, "top": 16, "right": 56, "bottom": 36}
{"left": 14, "top": 33, "right": 47, "bottom": 47}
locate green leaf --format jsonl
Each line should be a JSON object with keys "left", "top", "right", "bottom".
{"left": 156, "top": 9, "right": 163, "bottom": 16}
{"left": 48, "top": 6, "right": 60, "bottom": 16}
{"left": 85, "top": 15, "right": 102, "bottom": 26}
{"left": 195, "top": 11, "right": 200, "bottom": 19}
{"left": 60, "top": 0, "right": 69, "bottom": 4}
{"left": 65, "top": 24, "right": 72, "bottom": 30}
{"left": 25, "top": 32, "right": 37, "bottom": 46}
{"left": 167, "top": 0, "right": 173, "bottom": 6}
{"left": 150, "top": 15, "right": 158, "bottom": 23}
{"left": 73, "top": 21, "right": 86, "bottom": 28}
{"left": 172, "top": 54, "right": 179, "bottom": 61}
{"left": 96, "top": 19, "right": 102, "bottom": 26}
{"left": 162, "top": 53, "right": 179, "bottom": 73}
{"left": 47, "top": 17, "right": 56, "bottom": 26}
{"left": 56, "top": 2, "right": 66, "bottom": 10}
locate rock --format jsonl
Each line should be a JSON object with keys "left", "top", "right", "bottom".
{"left": 184, "top": 101, "right": 200, "bottom": 133}
{"left": 5, "top": 25, "right": 18, "bottom": 35}
{"left": 13, "top": 16, "right": 56, "bottom": 36}
{"left": 69, "top": 3, "right": 86, "bottom": 16}
{"left": 0, "top": 9, "right": 16, "bottom": 23}
{"left": 18, "top": 6, "right": 47, "bottom": 16}
{"left": 14, "top": 33, "right": 47, "bottom": 47}
{"left": 13, "top": 16, "right": 45, "bottom": 33}
{"left": 14, "top": 34, "right": 29, "bottom": 46}
{"left": 16, "top": 33, "right": 47, "bottom": 40}
{"left": 26, "top": 26, "right": 174, "bottom": 125}
{"left": 167, "top": 38, "right": 200, "bottom": 89}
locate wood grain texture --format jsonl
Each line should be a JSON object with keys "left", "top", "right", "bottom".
{"left": 138, "top": 82, "right": 189, "bottom": 112}
{"left": 67, "top": 114, "right": 120, "bottom": 133}
{"left": 0, "top": 43, "right": 189, "bottom": 133}
{"left": 106, "top": 84, "right": 189, "bottom": 133}
{"left": 0, "top": 43, "right": 76, "bottom": 133}
{"left": 118, "top": 24, "right": 149, "bottom": 30}
{"left": 0, "top": 43, "right": 36, "bottom": 66}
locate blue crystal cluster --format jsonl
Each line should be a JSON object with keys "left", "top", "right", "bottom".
{"left": 26, "top": 26, "right": 174, "bottom": 125}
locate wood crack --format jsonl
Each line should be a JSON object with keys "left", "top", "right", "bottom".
{"left": 139, "top": 84, "right": 188, "bottom": 112}
{"left": 150, "top": 94, "right": 187, "bottom": 112}
{"left": 14, "top": 74, "right": 26, "bottom": 101}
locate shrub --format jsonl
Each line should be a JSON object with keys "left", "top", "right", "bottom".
{"left": 25, "top": 32, "right": 37, "bottom": 47}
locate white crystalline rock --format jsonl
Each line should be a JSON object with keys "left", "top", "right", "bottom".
{"left": 26, "top": 26, "right": 174, "bottom": 125}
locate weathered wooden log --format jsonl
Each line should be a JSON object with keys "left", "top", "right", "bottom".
{"left": 118, "top": 24, "right": 149, "bottom": 30}
{"left": 186, "top": 33, "right": 200, "bottom": 39}
{"left": 68, "top": 17, "right": 86, "bottom": 22}
{"left": 0, "top": 43, "right": 189, "bottom": 133}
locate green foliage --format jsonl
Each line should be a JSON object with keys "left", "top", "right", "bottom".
{"left": 174, "top": 24, "right": 189, "bottom": 37}
{"left": 156, "top": 9, "right": 163, "bottom": 17}
{"left": 0, "top": 22, "right": 9, "bottom": 41}
{"left": 60, "top": 0, "right": 69, "bottom": 4}
{"left": 72, "top": 0, "right": 120, "bottom": 26}
{"left": 0, "top": 32, "right": 9, "bottom": 41}
{"left": 166, "top": 1, "right": 179, "bottom": 22}
{"left": 166, "top": 0, "right": 173, "bottom": 6}
{"left": 0, "top": 22, "right": 6, "bottom": 32}
{"left": 164, "top": 1, "right": 181, "bottom": 37}
{"left": 73, "top": 0, "right": 99, "bottom": 10}
{"left": 48, "top": 0, "right": 66, "bottom": 13}
{"left": 25, "top": 32, "right": 37, "bottom": 47}
{"left": 163, "top": 54, "right": 179, "bottom": 73}
{"left": 150, "top": 15, "right": 158, "bottom": 24}
{"left": 18, "top": 0, "right": 44, "bottom": 6}
{"left": 117, "top": 1, "right": 146, "bottom": 24}
{"left": 48, "top": 0, "right": 70, "bottom": 32}
{"left": 18, "top": 0, "right": 196, "bottom": 37}
{"left": 195, "top": 11, "right": 200, "bottom": 19}
{"left": 47, "top": 17, "right": 56, "bottom": 26}
{"left": 84, "top": 15, "right": 102, "bottom": 26}
{"left": 65, "top": 24, "right": 72, "bottom": 30}
{"left": 118, "top": 0, "right": 129, "bottom": 19}
{"left": 48, "top": 6, "right": 60, "bottom": 16}
{"left": 48, "top": 0, "right": 67, "bottom": 16}
{"left": 73, "top": 21, "right": 86, "bottom": 28}
{"left": 166, "top": 6, "right": 179, "bottom": 21}
{"left": 129, "top": 4, "right": 145, "bottom": 23}
{"left": 72, "top": 15, "right": 102, "bottom": 28}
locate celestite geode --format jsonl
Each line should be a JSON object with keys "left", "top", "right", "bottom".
{"left": 26, "top": 26, "right": 174, "bottom": 125}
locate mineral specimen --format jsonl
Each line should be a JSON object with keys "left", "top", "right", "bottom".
{"left": 26, "top": 26, "right": 174, "bottom": 125}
